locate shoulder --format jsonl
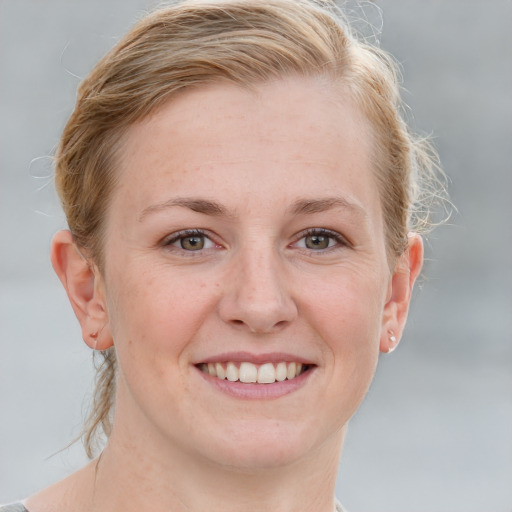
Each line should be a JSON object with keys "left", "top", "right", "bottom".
{"left": 0, "top": 504, "right": 28, "bottom": 512}
{"left": 336, "top": 500, "right": 350, "bottom": 512}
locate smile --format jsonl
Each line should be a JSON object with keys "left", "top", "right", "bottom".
{"left": 197, "top": 361, "right": 309, "bottom": 384}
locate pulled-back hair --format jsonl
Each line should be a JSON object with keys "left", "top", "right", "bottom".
{"left": 54, "top": 0, "right": 446, "bottom": 457}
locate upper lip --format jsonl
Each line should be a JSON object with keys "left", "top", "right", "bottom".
{"left": 195, "top": 351, "right": 316, "bottom": 365}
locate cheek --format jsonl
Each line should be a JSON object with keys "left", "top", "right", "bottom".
{"left": 306, "top": 272, "right": 385, "bottom": 392}
{"left": 105, "top": 263, "right": 218, "bottom": 356}
{"left": 308, "top": 271, "right": 386, "bottom": 344}
{"left": 104, "top": 267, "right": 220, "bottom": 412}
{"left": 291, "top": 273, "right": 384, "bottom": 430}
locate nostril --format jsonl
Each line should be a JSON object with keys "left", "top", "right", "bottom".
{"left": 227, "top": 317, "right": 292, "bottom": 333}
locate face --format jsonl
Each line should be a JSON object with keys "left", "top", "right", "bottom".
{"left": 98, "top": 77, "right": 395, "bottom": 469}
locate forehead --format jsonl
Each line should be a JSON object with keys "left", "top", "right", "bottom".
{"left": 114, "top": 77, "right": 381, "bottom": 221}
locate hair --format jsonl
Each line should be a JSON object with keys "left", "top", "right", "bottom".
{"left": 54, "top": 0, "right": 447, "bottom": 457}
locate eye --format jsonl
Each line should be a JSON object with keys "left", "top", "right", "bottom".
{"left": 303, "top": 233, "right": 333, "bottom": 250}
{"left": 164, "top": 230, "right": 216, "bottom": 251}
{"left": 294, "top": 228, "right": 347, "bottom": 251}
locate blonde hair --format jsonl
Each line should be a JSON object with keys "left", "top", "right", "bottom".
{"left": 54, "top": 0, "right": 447, "bottom": 457}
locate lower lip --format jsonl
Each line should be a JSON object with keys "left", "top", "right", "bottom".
{"left": 195, "top": 366, "right": 315, "bottom": 400}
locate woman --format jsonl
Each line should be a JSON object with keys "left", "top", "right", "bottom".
{"left": 2, "top": 1, "right": 444, "bottom": 510}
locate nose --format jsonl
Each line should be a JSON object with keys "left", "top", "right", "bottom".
{"left": 218, "top": 246, "right": 298, "bottom": 334}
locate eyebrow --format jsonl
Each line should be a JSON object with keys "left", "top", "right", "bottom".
{"left": 138, "top": 197, "right": 231, "bottom": 221}
{"left": 139, "top": 195, "right": 367, "bottom": 221}
{"left": 290, "top": 197, "right": 367, "bottom": 217}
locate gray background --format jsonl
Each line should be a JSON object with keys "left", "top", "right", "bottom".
{"left": 1, "top": 1, "right": 511, "bottom": 511}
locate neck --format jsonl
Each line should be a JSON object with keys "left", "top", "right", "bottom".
{"left": 87, "top": 422, "right": 344, "bottom": 512}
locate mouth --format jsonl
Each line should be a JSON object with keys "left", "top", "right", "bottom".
{"left": 196, "top": 361, "right": 311, "bottom": 384}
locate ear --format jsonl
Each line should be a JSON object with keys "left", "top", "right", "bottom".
{"left": 50, "top": 230, "right": 113, "bottom": 351}
{"left": 380, "top": 233, "right": 424, "bottom": 353}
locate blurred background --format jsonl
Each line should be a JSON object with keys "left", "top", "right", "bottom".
{"left": 1, "top": 1, "right": 511, "bottom": 510}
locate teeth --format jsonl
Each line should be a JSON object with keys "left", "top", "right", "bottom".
{"left": 200, "top": 361, "right": 307, "bottom": 384}
{"left": 276, "top": 362, "right": 287, "bottom": 381}
{"left": 215, "top": 362, "right": 226, "bottom": 380}
{"left": 286, "top": 362, "right": 296, "bottom": 380}
{"left": 257, "top": 363, "right": 276, "bottom": 384}
{"left": 226, "top": 362, "right": 238, "bottom": 382}
{"left": 239, "top": 362, "right": 257, "bottom": 383}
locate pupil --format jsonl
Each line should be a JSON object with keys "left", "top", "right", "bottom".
{"left": 306, "top": 235, "right": 329, "bottom": 250}
{"left": 181, "top": 236, "right": 204, "bottom": 250}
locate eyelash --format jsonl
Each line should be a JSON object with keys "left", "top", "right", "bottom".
{"left": 293, "top": 228, "right": 349, "bottom": 252}
{"left": 162, "top": 229, "right": 217, "bottom": 253}
{"left": 162, "top": 227, "right": 349, "bottom": 254}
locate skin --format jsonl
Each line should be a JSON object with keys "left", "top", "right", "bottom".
{"left": 31, "top": 77, "right": 423, "bottom": 512}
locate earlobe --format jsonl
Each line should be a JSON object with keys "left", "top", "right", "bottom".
{"left": 50, "top": 230, "right": 113, "bottom": 351}
{"left": 380, "top": 233, "right": 424, "bottom": 353}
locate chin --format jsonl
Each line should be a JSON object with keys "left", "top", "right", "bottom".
{"left": 208, "top": 446, "right": 306, "bottom": 472}
{"left": 197, "top": 419, "right": 337, "bottom": 472}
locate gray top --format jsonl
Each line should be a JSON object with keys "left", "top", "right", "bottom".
{"left": 0, "top": 505, "right": 28, "bottom": 512}
{"left": 1, "top": 501, "right": 347, "bottom": 511}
